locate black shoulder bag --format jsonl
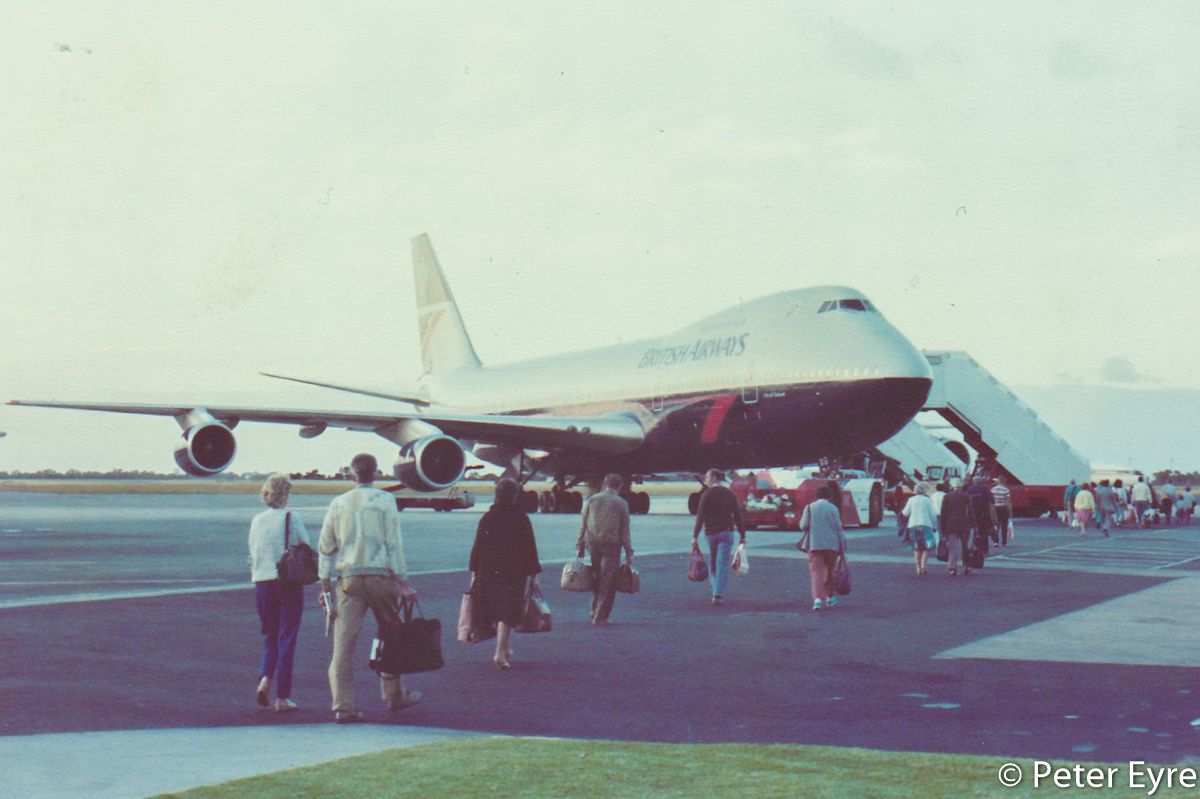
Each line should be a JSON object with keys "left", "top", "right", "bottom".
{"left": 276, "top": 512, "right": 320, "bottom": 586}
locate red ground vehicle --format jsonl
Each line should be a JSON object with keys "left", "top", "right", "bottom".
{"left": 728, "top": 467, "right": 885, "bottom": 530}
{"left": 1007, "top": 485, "right": 1063, "bottom": 518}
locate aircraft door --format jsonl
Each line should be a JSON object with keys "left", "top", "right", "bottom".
{"left": 741, "top": 375, "right": 758, "bottom": 404}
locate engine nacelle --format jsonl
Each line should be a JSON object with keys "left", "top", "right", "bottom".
{"left": 393, "top": 434, "right": 466, "bottom": 492}
{"left": 174, "top": 422, "right": 237, "bottom": 476}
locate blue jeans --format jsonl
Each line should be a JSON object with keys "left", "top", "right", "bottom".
{"left": 706, "top": 530, "right": 736, "bottom": 598}
{"left": 255, "top": 580, "right": 305, "bottom": 699}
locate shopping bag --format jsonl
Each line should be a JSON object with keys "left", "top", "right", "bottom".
{"left": 516, "top": 581, "right": 552, "bottom": 633}
{"left": 456, "top": 590, "right": 496, "bottom": 643}
{"left": 369, "top": 597, "right": 444, "bottom": 674}
{"left": 687, "top": 543, "right": 709, "bottom": 582}
{"left": 833, "top": 555, "right": 851, "bottom": 596}
{"left": 561, "top": 558, "right": 595, "bottom": 592}
{"left": 616, "top": 563, "right": 640, "bottom": 594}
{"left": 1007, "top": 520, "right": 1015, "bottom": 541}
{"left": 731, "top": 543, "right": 749, "bottom": 577}
{"left": 935, "top": 537, "right": 949, "bottom": 562}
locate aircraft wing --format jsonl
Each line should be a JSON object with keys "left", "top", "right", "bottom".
{"left": 259, "top": 372, "right": 431, "bottom": 407}
{"left": 6, "top": 400, "right": 646, "bottom": 454}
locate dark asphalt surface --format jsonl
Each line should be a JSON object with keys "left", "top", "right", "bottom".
{"left": 3, "top": 491, "right": 1200, "bottom": 766}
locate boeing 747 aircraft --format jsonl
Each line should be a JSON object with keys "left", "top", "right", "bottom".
{"left": 10, "top": 234, "right": 933, "bottom": 516}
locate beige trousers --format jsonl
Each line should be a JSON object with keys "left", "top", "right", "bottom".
{"left": 330, "top": 575, "right": 404, "bottom": 713}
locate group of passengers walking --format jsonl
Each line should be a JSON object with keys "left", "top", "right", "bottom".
{"left": 1064, "top": 477, "right": 1195, "bottom": 536}
{"left": 249, "top": 455, "right": 643, "bottom": 722}
{"left": 897, "top": 476, "right": 1012, "bottom": 577}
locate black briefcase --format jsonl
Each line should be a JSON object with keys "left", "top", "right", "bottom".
{"left": 369, "top": 597, "right": 445, "bottom": 674}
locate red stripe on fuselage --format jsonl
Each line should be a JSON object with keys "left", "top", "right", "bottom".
{"left": 700, "top": 395, "right": 737, "bottom": 444}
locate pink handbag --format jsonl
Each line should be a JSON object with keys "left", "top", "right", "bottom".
{"left": 456, "top": 590, "right": 495, "bottom": 643}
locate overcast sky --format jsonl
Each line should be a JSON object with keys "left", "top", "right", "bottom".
{"left": 3, "top": 2, "right": 1199, "bottom": 474}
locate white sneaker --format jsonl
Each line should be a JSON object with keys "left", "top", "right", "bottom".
{"left": 826, "top": 596, "right": 837, "bottom": 608}
{"left": 812, "top": 599, "right": 822, "bottom": 611}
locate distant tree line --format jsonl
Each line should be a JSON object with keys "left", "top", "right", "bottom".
{"left": 1153, "top": 470, "right": 1200, "bottom": 487}
{"left": 0, "top": 468, "right": 297, "bottom": 480}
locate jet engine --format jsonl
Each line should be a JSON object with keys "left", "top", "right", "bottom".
{"left": 394, "top": 434, "right": 466, "bottom": 492}
{"left": 174, "top": 421, "right": 237, "bottom": 476}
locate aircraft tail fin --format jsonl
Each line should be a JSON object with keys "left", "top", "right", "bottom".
{"left": 411, "top": 234, "right": 483, "bottom": 376}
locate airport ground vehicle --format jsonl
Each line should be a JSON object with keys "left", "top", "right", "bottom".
{"left": 390, "top": 484, "right": 476, "bottom": 512}
{"left": 884, "top": 463, "right": 966, "bottom": 513}
{"left": 728, "top": 466, "right": 885, "bottom": 530}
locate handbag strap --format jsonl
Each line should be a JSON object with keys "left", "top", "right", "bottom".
{"left": 400, "top": 595, "right": 424, "bottom": 622}
{"left": 284, "top": 512, "right": 291, "bottom": 549}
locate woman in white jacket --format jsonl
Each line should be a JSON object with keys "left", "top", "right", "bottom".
{"left": 900, "top": 483, "right": 939, "bottom": 576}
{"left": 248, "top": 473, "right": 312, "bottom": 711}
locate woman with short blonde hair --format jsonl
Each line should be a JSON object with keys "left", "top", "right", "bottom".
{"left": 901, "top": 482, "right": 939, "bottom": 576}
{"left": 261, "top": 473, "right": 292, "bottom": 509}
{"left": 248, "top": 473, "right": 312, "bottom": 711}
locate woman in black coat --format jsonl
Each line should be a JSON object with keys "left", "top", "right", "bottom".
{"left": 468, "top": 478, "right": 542, "bottom": 670}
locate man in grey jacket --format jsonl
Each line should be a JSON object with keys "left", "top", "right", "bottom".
{"left": 576, "top": 473, "right": 634, "bottom": 625}
{"left": 319, "top": 453, "right": 420, "bottom": 723}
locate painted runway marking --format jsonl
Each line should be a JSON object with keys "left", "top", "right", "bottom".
{"left": 0, "top": 583, "right": 249, "bottom": 609}
{"left": 0, "top": 579, "right": 216, "bottom": 586}
{"left": 987, "top": 528, "right": 1200, "bottom": 573}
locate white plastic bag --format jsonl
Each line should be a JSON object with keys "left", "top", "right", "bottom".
{"left": 731, "top": 543, "right": 749, "bottom": 577}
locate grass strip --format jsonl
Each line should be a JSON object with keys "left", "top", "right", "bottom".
{"left": 149, "top": 737, "right": 1147, "bottom": 799}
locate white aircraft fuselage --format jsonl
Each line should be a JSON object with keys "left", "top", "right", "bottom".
{"left": 422, "top": 285, "right": 932, "bottom": 478}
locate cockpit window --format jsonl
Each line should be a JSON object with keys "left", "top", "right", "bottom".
{"left": 818, "top": 299, "right": 878, "bottom": 314}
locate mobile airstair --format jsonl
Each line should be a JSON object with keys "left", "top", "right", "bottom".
{"left": 919, "top": 350, "right": 1089, "bottom": 486}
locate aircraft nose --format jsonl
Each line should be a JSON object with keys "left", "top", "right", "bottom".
{"left": 882, "top": 339, "right": 934, "bottom": 382}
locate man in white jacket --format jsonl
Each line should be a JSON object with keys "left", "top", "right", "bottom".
{"left": 319, "top": 453, "right": 421, "bottom": 723}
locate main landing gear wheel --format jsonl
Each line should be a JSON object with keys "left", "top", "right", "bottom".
{"left": 538, "top": 489, "right": 583, "bottom": 514}
{"left": 628, "top": 491, "right": 650, "bottom": 515}
{"left": 864, "top": 485, "right": 884, "bottom": 528}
